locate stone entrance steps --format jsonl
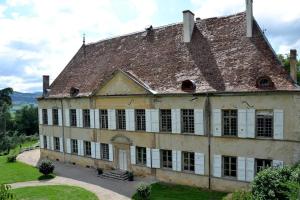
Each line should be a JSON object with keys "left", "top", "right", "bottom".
{"left": 100, "top": 170, "right": 129, "bottom": 181}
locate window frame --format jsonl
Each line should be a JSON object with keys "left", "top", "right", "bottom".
{"left": 182, "top": 151, "right": 195, "bottom": 173}
{"left": 42, "top": 109, "right": 48, "bottom": 125}
{"left": 116, "top": 109, "right": 126, "bottom": 130}
{"left": 161, "top": 149, "right": 172, "bottom": 169}
{"left": 84, "top": 141, "right": 91, "bottom": 157}
{"left": 135, "top": 109, "right": 146, "bottom": 131}
{"left": 54, "top": 137, "right": 60, "bottom": 151}
{"left": 136, "top": 146, "right": 146, "bottom": 166}
{"left": 70, "top": 109, "right": 77, "bottom": 127}
{"left": 43, "top": 135, "right": 47, "bottom": 149}
{"left": 82, "top": 109, "right": 90, "bottom": 128}
{"left": 222, "top": 109, "right": 238, "bottom": 136}
{"left": 52, "top": 109, "right": 59, "bottom": 125}
{"left": 222, "top": 156, "right": 237, "bottom": 178}
{"left": 101, "top": 143, "right": 109, "bottom": 160}
{"left": 181, "top": 109, "right": 194, "bottom": 133}
{"left": 255, "top": 159, "right": 272, "bottom": 174}
{"left": 99, "top": 109, "right": 108, "bottom": 129}
{"left": 71, "top": 139, "right": 78, "bottom": 154}
{"left": 255, "top": 110, "right": 274, "bottom": 138}
{"left": 160, "top": 109, "right": 172, "bottom": 132}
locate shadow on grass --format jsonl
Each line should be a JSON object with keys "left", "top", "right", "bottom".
{"left": 38, "top": 174, "right": 55, "bottom": 181}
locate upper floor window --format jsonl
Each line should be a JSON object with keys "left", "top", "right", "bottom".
{"left": 183, "top": 151, "right": 195, "bottom": 172}
{"left": 100, "top": 109, "right": 108, "bottom": 129}
{"left": 83, "top": 109, "right": 90, "bottom": 128}
{"left": 70, "top": 109, "right": 77, "bottom": 127}
{"left": 135, "top": 109, "right": 146, "bottom": 131}
{"left": 52, "top": 109, "right": 59, "bottom": 125}
{"left": 255, "top": 159, "right": 272, "bottom": 174}
{"left": 223, "top": 156, "right": 237, "bottom": 178}
{"left": 161, "top": 149, "right": 172, "bottom": 169}
{"left": 54, "top": 137, "right": 60, "bottom": 151}
{"left": 116, "top": 109, "right": 126, "bottom": 130}
{"left": 101, "top": 143, "right": 109, "bottom": 160}
{"left": 42, "top": 109, "right": 48, "bottom": 124}
{"left": 71, "top": 139, "right": 78, "bottom": 154}
{"left": 136, "top": 146, "right": 146, "bottom": 165}
{"left": 182, "top": 109, "right": 194, "bottom": 133}
{"left": 84, "top": 141, "right": 91, "bottom": 157}
{"left": 222, "top": 110, "right": 237, "bottom": 136}
{"left": 160, "top": 109, "right": 172, "bottom": 132}
{"left": 256, "top": 110, "right": 273, "bottom": 138}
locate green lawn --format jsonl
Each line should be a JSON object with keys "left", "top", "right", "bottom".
{"left": 134, "top": 182, "right": 227, "bottom": 200}
{"left": 12, "top": 185, "right": 98, "bottom": 200}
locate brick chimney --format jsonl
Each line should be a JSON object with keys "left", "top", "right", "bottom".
{"left": 246, "top": 0, "right": 253, "bottom": 37}
{"left": 290, "top": 49, "right": 297, "bottom": 83}
{"left": 43, "top": 75, "right": 50, "bottom": 96}
{"left": 183, "top": 10, "right": 195, "bottom": 43}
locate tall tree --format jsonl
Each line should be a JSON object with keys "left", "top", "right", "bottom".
{"left": 15, "top": 105, "right": 38, "bottom": 136}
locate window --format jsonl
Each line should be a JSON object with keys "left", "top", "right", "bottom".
{"left": 256, "top": 110, "right": 273, "bottom": 137}
{"left": 70, "top": 109, "right": 77, "bottom": 127}
{"left": 54, "top": 137, "right": 60, "bottom": 151}
{"left": 52, "top": 109, "right": 59, "bottom": 125}
{"left": 160, "top": 109, "right": 172, "bottom": 132}
{"left": 42, "top": 109, "right": 48, "bottom": 124}
{"left": 83, "top": 109, "right": 90, "bottom": 128}
{"left": 183, "top": 152, "right": 195, "bottom": 172}
{"left": 256, "top": 76, "right": 274, "bottom": 89}
{"left": 161, "top": 150, "right": 172, "bottom": 169}
{"left": 136, "top": 109, "right": 146, "bottom": 131}
{"left": 181, "top": 80, "right": 196, "bottom": 92}
{"left": 71, "top": 139, "right": 78, "bottom": 154}
{"left": 256, "top": 159, "right": 272, "bottom": 174}
{"left": 222, "top": 110, "right": 237, "bottom": 136}
{"left": 223, "top": 156, "right": 237, "bottom": 178}
{"left": 136, "top": 147, "right": 146, "bottom": 165}
{"left": 116, "top": 109, "right": 126, "bottom": 130}
{"left": 84, "top": 141, "right": 91, "bottom": 157}
{"left": 101, "top": 143, "right": 109, "bottom": 160}
{"left": 100, "top": 109, "right": 108, "bottom": 129}
{"left": 182, "top": 109, "right": 194, "bottom": 133}
{"left": 43, "top": 135, "right": 47, "bottom": 149}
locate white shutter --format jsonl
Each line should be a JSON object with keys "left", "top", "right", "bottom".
{"left": 195, "top": 152, "right": 205, "bottom": 175}
{"left": 146, "top": 109, "right": 152, "bottom": 132}
{"left": 66, "top": 138, "right": 71, "bottom": 154}
{"left": 246, "top": 158, "right": 255, "bottom": 182}
{"left": 108, "top": 109, "right": 116, "bottom": 130}
{"left": 38, "top": 109, "right": 43, "bottom": 124}
{"left": 46, "top": 136, "right": 50, "bottom": 150}
{"left": 171, "top": 109, "right": 181, "bottom": 133}
{"left": 76, "top": 109, "right": 80, "bottom": 128}
{"left": 213, "top": 155, "right": 222, "bottom": 177}
{"left": 238, "top": 157, "right": 246, "bottom": 181}
{"left": 65, "top": 109, "right": 70, "bottom": 126}
{"left": 246, "top": 109, "right": 255, "bottom": 138}
{"left": 130, "top": 146, "right": 136, "bottom": 164}
{"left": 273, "top": 160, "right": 284, "bottom": 168}
{"left": 109, "top": 144, "right": 113, "bottom": 161}
{"left": 194, "top": 109, "right": 204, "bottom": 135}
{"left": 176, "top": 150, "right": 181, "bottom": 171}
{"left": 212, "top": 109, "right": 221, "bottom": 136}
{"left": 39, "top": 135, "right": 44, "bottom": 148}
{"left": 78, "top": 140, "right": 83, "bottom": 156}
{"left": 151, "top": 109, "right": 159, "bottom": 132}
{"left": 238, "top": 109, "right": 247, "bottom": 138}
{"left": 59, "top": 137, "right": 64, "bottom": 152}
{"left": 126, "top": 109, "right": 135, "bottom": 131}
{"left": 274, "top": 109, "right": 284, "bottom": 139}
{"left": 172, "top": 150, "right": 177, "bottom": 171}
{"left": 95, "top": 109, "right": 100, "bottom": 129}
{"left": 95, "top": 143, "right": 101, "bottom": 159}
{"left": 151, "top": 149, "right": 160, "bottom": 168}
{"left": 90, "top": 109, "right": 95, "bottom": 128}
{"left": 79, "top": 109, "right": 83, "bottom": 127}
{"left": 146, "top": 148, "right": 151, "bottom": 167}
{"left": 91, "top": 142, "right": 96, "bottom": 158}
{"left": 58, "top": 109, "right": 63, "bottom": 126}
{"left": 47, "top": 109, "right": 53, "bottom": 125}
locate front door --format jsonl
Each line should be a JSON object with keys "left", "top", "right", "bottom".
{"left": 118, "top": 150, "right": 127, "bottom": 171}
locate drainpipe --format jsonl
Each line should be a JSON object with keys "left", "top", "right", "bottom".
{"left": 204, "top": 93, "right": 212, "bottom": 189}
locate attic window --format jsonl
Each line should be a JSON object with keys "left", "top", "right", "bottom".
{"left": 70, "top": 87, "right": 79, "bottom": 96}
{"left": 256, "top": 76, "right": 274, "bottom": 89}
{"left": 181, "top": 80, "right": 196, "bottom": 92}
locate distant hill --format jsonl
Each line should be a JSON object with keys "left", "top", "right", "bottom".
{"left": 11, "top": 91, "right": 42, "bottom": 112}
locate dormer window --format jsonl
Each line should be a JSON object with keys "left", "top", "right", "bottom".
{"left": 181, "top": 80, "right": 196, "bottom": 92}
{"left": 256, "top": 76, "right": 274, "bottom": 89}
{"left": 70, "top": 87, "right": 79, "bottom": 97}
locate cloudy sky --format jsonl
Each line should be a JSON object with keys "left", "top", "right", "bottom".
{"left": 0, "top": 0, "right": 299, "bottom": 92}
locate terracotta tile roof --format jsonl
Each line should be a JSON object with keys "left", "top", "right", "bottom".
{"left": 47, "top": 12, "right": 297, "bottom": 98}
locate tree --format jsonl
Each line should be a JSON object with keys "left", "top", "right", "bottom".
{"left": 14, "top": 105, "right": 38, "bottom": 136}
{"left": 277, "top": 54, "right": 300, "bottom": 82}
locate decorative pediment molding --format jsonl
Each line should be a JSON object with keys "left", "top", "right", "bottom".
{"left": 110, "top": 134, "right": 132, "bottom": 145}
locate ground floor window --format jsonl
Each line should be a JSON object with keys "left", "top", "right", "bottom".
{"left": 54, "top": 137, "right": 60, "bottom": 151}
{"left": 223, "top": 156, "right": 237, "bottom": 178}
{"left": 161, "top": 150, "right": 172, "bottom": 169}
{"left": 183, "top": 151, "right": 195, "bottom": 172}
{"left": 136, "top": 146, "right": 146, "bottom": 165}
{"left": 84, "top": 141, "right": 91, "bottom": 157}
{"left": 256, "top": 159, "right": 272, "bottom": 174}
{"left": 71, "top": 139, "right": 78, "bottom": 154}
{"left": 101, "top": 143, "right": 109, "bottom": 160}
{"left": 43, "top": 135, "right": 47, "bottom": 149}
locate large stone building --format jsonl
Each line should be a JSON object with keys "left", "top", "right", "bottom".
{"left": 38, "top": 0, "right": 300, "bottom": 191}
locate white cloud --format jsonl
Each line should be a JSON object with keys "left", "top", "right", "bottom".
{"left": 0, "top": 76, "right": 40, "bottom": 92}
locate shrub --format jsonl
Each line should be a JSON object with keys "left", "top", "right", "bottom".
{"left": 0, "top": 184, "right": 15, "bottom": 200}
{"left": 38, "top": 160, "right": 55, "bottom": 175}
{"left": 230, "top": 190, "right": 253, "bottom": 200}
{"left": 134, "top": 183, "right": 151, "bottom": 200}
{"left": 285, "top": 181, "right": 300, "bottom": 200}
{"left": 6, "top": 155, "right": 16, "bottom": 163}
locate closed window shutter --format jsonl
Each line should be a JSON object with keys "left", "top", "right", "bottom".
{"left": 64, "top": 109, "right": 70, "bottom": 126}
{"left": 246, "top": 158, "right": 254, "bottom": 182}
{"left": 47, "top": 109, "right": 53, "bottom": 125}
{"left": 39, "top": 135, "right": 44, "bottom": 148}
{"left": 59, "top": 137, "right": 64, "bottom": 152}
{"left": 78, "top": 140, "right": 83, "bottom": 156}
{"left": 90, "top": 109, "right": 95, "bottom": 128}
{"left": 109, "top": 144, "right": 113, "bottom": 161}
{"left": 212, "top": 109, "right": 221, "bottom": 136}
{"left": 66, "top": 138, "right": 71, "bottom": 154}
{"left": 95, "top": 109, "right": 100, "bottom": 129}
{"left": 213, "top": 155, "right": 222, "bottom": 177}
{"left": 145, "top": 109, "right": 152, "bottom": 132}
{"left": 95, "top": 143, "right": 101, "bottom": 159}
{"left": 146, "top": 148, "right": 151, "bottom": 167}
{"left": 108, "top": 109, "right": 116, "bottom": 130}
{"left": 50, "top": 136, "right": 54, "bottom": 150}
{"left": 246, "top": 109, "right": 255, "bottom": 138}
{"left": 172, "top": 150, "right": 177, "bottom": 171}
{"left": 176, "top": 150, "right": 181, "bottom": 171}
{"left": 151, "top": 109, "right": 159, "bottom": 132}
{"left": 151, "top": 149, "right": 160, "bottom": 168}
{"left": 274, "top": 109, "right": 284, "bottom": 139}
{"left": 38, "top": 109, "right": 43, "bottom": 124}
{"left": 91, "top": 142, "right": 96, "bottom": 158}
{"left": 238, "top": 109, "right": 247, "bottom": 138}
{"left": 194, "top": 109, "right": 204, "bottom": 135}
{"left": 195, "top": 152, "right": 204, "bottom": 175}
{"left": 130, "top": 146, "right": 136, "bottom": 164}
{"left": 76, "top": 109, "right": 81, "bottom": 128}
{"left": 171, "top": 109, "right": 181, "bottom": 133}
{"left": 126, "top": 109, "right": 135, "bottom": 131}
{"left": 58, "top": 109, "right": 63, "bottom": 126}
{"left": 237, "top": 157, "right": 246, "bottom": 181}
{"left": 46, "top": 136, "right": 50, "bottom": 150}
{"left": 273, "top": 160, "right": 284, "bottom": 168}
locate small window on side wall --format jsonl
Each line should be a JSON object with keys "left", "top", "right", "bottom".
{"left": 256, "top": 76, "right": 274, "bottom": 89}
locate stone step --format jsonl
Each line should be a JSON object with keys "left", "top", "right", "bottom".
{"left": 100, "top": 170, "right": 130, "bottom": 181}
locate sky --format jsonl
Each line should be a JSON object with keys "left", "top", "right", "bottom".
{"left": 0, "top": 0, "right": 299, "bottom": 92}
